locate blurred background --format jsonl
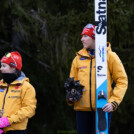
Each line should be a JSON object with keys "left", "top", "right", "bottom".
{"left": 0, "top": 0, "right": 133, "bottom": 134}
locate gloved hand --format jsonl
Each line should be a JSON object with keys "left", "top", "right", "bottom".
{"left": 0, "top": 129, "right": 3, "bottom": 134}
{"left": 0, "top": 117, "right": 10, "bottom": 128}
{"left": 64, "top": 77, "right": 84, "bottom": 103}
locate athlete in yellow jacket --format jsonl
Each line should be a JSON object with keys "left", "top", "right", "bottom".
{"left": 0, "top": 51, "right": 36, "bottom": 134}
{"left": 68, "top": 23, "right": 128, "bottom": 134}
{"left": 70, "top": 42, "right": 128, "bottom": 111}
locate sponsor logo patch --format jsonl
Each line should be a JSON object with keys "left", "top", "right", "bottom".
{"left": 79, "top": 57, "right": 88, "bottom": 60}
{"left": 98, "top": 46, "right": 105, "bottom": 62}
{"left": 8, "top": 96, "right": 20, "bottom": 99}
{"left": 15, "top": 84, "right": 21, "bottom": 89}
{"left": 0, "top": 88, "right": 5, "bottom": 92}
{"left": 11, "top": 90, "right": 20, "bottom": 93}
{"left": 80, "top": 66, "right": 87, "bottom": 69}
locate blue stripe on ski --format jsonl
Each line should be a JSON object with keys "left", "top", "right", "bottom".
{"left": 96, "top": 79, "right": 108, "bottom": 134}
{"left": 96, "top": 79, "right": 107, "bottom": 108}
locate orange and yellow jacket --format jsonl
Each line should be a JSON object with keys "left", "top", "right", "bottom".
{"left": 69, "top": 42, "right": 128, "bottom": 111}
{"left": 0, "top": 72, "right": 37, "bottom": 133}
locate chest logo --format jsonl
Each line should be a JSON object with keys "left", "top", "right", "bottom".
{"left": 15, "top": 84, "right": 21, "bottom": 89}
{"left": 79, "top": 66, "right": 87, "bottom": 69}
{"left": 0, "top": 88, "right": 5, "bottom": 92}
{"left": 79, "top": 57, "right": 88, "bottom": 60}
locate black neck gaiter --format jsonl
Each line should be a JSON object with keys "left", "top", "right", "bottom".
{"left": 1, "top": 70, "right": 21, "bottom": 84}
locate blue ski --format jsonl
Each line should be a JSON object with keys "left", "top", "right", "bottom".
{"left": 95, "top": 0, "right": 108, "bottom": 134}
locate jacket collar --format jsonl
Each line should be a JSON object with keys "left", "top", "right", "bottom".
{"left": 0, "top": 71, "right": 29, "bottom": 86}
{"left": 76, "top": 42, "right": 112, "bottom": 57}
{"left": 77, "top": 48, "right": 90, "bottom": 57}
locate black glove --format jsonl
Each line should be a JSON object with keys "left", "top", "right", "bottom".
{"left": 64, "top": 77, "right": 84, "bottom": 103}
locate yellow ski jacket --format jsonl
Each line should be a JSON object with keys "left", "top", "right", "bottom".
{"left": 0, "top": 72, "right": 37, "bottom": 132}
{"left": 69, "top": 42, "right": 128, "bottom": 111}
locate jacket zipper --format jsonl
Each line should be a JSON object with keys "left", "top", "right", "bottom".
{"left": 90, "top": 58, "right": 93, "bottom": 111}
{"left": 2, "top": 84, "right": 9, "bottom": 111}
